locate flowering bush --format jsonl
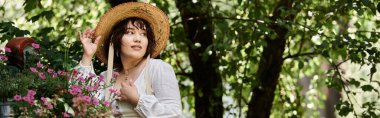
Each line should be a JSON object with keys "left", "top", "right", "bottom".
{"left": 0, "top": 46, "right": 23, "bottom": 98}
{"left": 0, "top": 44, "right": 114, "bottom": 117}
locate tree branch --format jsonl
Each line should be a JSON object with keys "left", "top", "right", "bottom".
{"left": 283, "top": 52, "right": 318, "bottom": 60}
{"left": 330, "top": 59, "right": 359, "bottom": 118}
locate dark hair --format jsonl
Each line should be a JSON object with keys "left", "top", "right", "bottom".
{"left": 104, "top": 17, "right": 156, "bottom": 67}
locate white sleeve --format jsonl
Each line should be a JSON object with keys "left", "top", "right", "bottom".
{"left": 73, "top": 60, "right": 95, "bottom": 76}
{"left": 134, "top": 61, "right": 182, "bottom": 118}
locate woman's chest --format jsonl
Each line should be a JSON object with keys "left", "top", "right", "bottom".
{"left": 113, "top": 75, "right": 147, "bottom": 95}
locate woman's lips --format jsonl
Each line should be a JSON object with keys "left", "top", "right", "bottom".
{"left": 131, "top": 45, "right": 142, "bottom": 50}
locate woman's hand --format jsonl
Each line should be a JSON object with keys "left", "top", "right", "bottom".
{"left": 79, "top": 29, "right": 101, "bottom": 66}
{"left": 118, "top": 80, "right": 140, "bottom": 106}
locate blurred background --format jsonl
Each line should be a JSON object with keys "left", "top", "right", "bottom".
{"left": 1, "top": 0, "right": 380, "bottom": 117}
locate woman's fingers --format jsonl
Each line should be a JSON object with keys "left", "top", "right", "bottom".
{"left": 79, "top": 29, "right": 99, "bottom": 44}
{"left": 84, "top": 29, "right": 89, "bottom": 39}
{"left": 121, "top": 81, "right": 128, "bottom": 88}
{"left": 94, "top": 36, "right": 101, "bottom": 45}
{"left": 129, "top": 80, "right": 133, "bottom": 86}
{"left": 91, "top": 30, "right": 95, "bottom": 36}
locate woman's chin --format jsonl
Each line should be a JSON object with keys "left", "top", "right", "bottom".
{"left": 125, "top": 53, "right": 145, "bottom": 59}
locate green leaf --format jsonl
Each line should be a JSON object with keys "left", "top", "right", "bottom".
{"left": 337, "top": 101, "right": 353, "bottom": 116}
{"left": 28, "top": 10, "right": 55, "bottom": 22}
{"left": 361, "top": 0, "right": 376, "bottom": 14}
{"left": 64, "top": 103, "right": 75, "bottom": 115}
{"left": 361, "top": 85, "right": 374, "bottom": 92}
{"left": 29, "top": 14, "right": 41, "bottom": 22}
{"left": 370, "top": 66, "right": 376, "bottom": 75}
{"left": 24, "top": 0, "right": 40, "bottom": 13}
{"left": 237, "top": 0, "right": 243, "bottom": 5}
{"left": 298, "top": 61, "right": 304, "bottom": 69}
{"left": 348, "top": 79, "right": 360, "bottom": 87}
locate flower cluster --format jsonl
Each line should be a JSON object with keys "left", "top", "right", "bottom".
{"left": 1, "top": 44, "right": 113, "bottom": 117}
{"left": 66, "top": 70, "right": 114, "bottom": 117}
{"left": 0, "top": 47, "right": 20, "bottom": 98}
{"left": 11, "top": 62, "right": 113, "bottom": 117}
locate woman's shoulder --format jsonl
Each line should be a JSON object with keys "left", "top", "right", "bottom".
{"left": 148, "top": 59, "right": 173, "bottom": 72}
{"left": 149, "top": 58, "right": 166, "bottom": 64}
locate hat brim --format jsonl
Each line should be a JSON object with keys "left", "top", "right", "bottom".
{"left": 95, "top": 2, "right": 170, "bottom": 65}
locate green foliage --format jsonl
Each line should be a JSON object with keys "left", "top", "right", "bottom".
{"left": 2, "top": 0, "right": 380, "bottom": 117}
{"left": 0, "top": 22, "right": 30, "bottom": 43}
{"left": 336, "top": 100, "right": 354, "bottom": 117}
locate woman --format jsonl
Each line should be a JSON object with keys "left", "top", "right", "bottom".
{"left": 75, "top": 2, "right": 182, "bottom": 117}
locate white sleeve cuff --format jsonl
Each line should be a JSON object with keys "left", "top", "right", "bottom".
{"left": 79, "top": 60, "right": 93, "bottom": 68}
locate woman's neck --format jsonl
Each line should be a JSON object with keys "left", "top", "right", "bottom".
{"left": 120, "top": 56, "right": 145, "bottom": 72}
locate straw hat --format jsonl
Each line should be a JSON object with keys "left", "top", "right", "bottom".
{"left": 95, "top": 2, "right": 170, "bottom": 65}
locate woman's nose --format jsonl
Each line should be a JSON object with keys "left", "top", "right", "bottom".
{"left": 133, "top": 35, "right": 141, "bottom": 42}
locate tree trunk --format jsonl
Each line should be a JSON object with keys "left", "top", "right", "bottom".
{"left": 175, "top": 0, "right": 223, "bottom": 118}
{"left": 247, "top": 0, "right": 299, "bottom": 117}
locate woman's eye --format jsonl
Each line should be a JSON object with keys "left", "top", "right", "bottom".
{"left": 126, "top": 31, "right": 134, "bottom": 35}
{"left": 141, "top": 33, "right": 146, "bottom": 36}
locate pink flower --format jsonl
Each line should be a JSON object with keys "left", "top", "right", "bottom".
{"left": 47, "top": 68, "right": 54, "bottom": 74}
{"left": 35, "top": 108, "right": 43, "bottom": 116}
{"left": 85, "top": 86, "right": 95, "bottom": 92}
{"left": 37, "top": 62, "right": 44, "bottom": 68}
{"left": 22, "top": 96, "right": 35, "bottom": 105}
{"left": 2, "top": 56, "right": 8, "bottom": 61}
{"left": 69, "top": 85, "right": 82, "bottom": 95}
{"left": 71, "top": 85, "right": 81, "bottom": 91}
{"left": 13, "top": 95, "right": 22, "bottom": 101}
{"left": 109, "top": 88, "right": 117, "bottom": 94}
{"left": 20, "top": 91, "right": 36, "bottom": 105}
{"left": 89, "top": 73, "right": 96, "bottom": 78}
{"left": 99, "top": 75, "right": 105, "bottom": 82}
{"left": 30, "top": 67, "right": 38, "bottom": 73}
{"left": 57, "top": 70, "right": 65, "bottom": 75}
{"left": 62, "top": 112, "right": 70, "bottom": 117}
{"left": 40, "top": 97, "right": 53, "bottom": 109}
{"left": 92, "top": 98, "right": 99, "bottom": 105}
{"left": 103, "top": 101, "right": 110, "bottom": 106}
{"left": 68, "top": 90, "right": 77, "bottom": 95}
{"left": 27, "top": 90, "right": 36, "bottom": 97}
{"left": 78, "top": 76, "right": 85, "bottom": 82}
{"left": 32, "top": 43, "right": 40, "bottom": 49}
{"left": 4, "top": 47, "right": 11, "bottom": 52}
{"left": 90, "top": 86, "right": 98, "bottom": 91}
{"left": 22, "top": 96, "right": 29, "bottom": 102}
{"left": 0, "top": 56, "right": 8, "bottom": 61}
{"left": 28, "top": 100, "right": 35, "bottom": 105}
{"left": 52, "top": 73, "right": 58, "bottom": 78}
{"left": 46, "top": 103, "right": 53, "bottom": 109}
{"left": 41, "top": 97, "right": 48, "bottom": 104}
{"left": 82, "top": 96, "right": 91, "bottom": 104}
{"left": 38, "top": 73, "right": 46, "bottom": 79}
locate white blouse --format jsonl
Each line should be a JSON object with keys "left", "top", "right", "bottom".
{"left": 74, "top": 59, "right": 182, "bottom": 118}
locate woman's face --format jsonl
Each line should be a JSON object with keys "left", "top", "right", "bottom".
{"left": 120, "top": 22, "right": 148, "bottom": 59}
